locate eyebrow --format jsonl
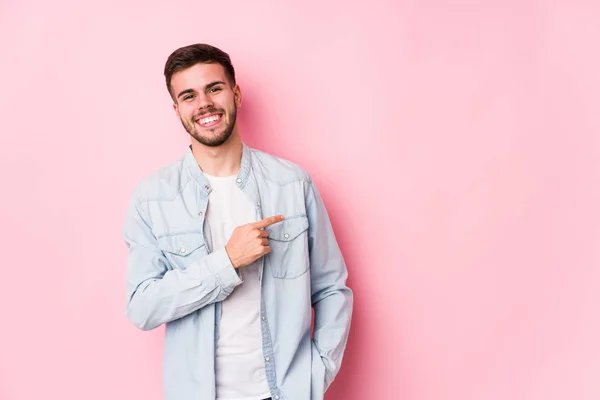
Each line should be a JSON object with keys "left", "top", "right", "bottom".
{"left": 176, "top": 81, "right": 227, "bottom": 100}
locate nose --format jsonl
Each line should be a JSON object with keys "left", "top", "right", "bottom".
{"left": 196, "top": 93, "right": 214, "bottom": 111}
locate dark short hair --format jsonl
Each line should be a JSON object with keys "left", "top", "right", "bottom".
{"left": 164, "top": 43, "right": 236, "bottom": 100}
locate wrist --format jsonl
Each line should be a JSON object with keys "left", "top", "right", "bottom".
{"left": 224, "top": 244, "right": 240, "bottom": 269}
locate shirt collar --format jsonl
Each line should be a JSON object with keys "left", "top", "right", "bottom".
{"left": 183, "top": 143, "right": 252, "bottom": 195}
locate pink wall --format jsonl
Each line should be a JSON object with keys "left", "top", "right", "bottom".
{"left": 1, "top": 0, "right": 599, "bottom": 399}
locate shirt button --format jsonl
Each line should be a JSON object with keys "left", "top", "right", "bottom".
{"left": 204, "top": 185, "right": 210, "bottom": 190}
{"left": 236, "top": 178, "right": 242, "bottom": 184}
{"left": 179, "top": 247, "right": 186, "bottom": 254}
{"left": 265, "top": 356, "right": 270, "bottom": 361}
{"left": 284, "top": 233, "right": 290, "bottom": 239}
{"left": 256, "top": 202, "right": 261, "bottom": 207}
{"left": 198, "top": 211, "right": 203, "bottom": 216}
{"left": 262, "top": 316, "right": 265, "bottom": 321}
{"left": 274, "top": 395, "right": 280, "bottom": 400}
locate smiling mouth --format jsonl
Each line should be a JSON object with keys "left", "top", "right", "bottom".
{"left": 196, "top": 113, "right": 223, "bottom": 127}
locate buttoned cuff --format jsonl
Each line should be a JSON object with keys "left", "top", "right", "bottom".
{"left": 207, "top": 248, "right": 242, "bottom": 291}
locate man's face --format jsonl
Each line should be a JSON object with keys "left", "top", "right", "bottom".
{"left": 171, "top": 63, "right": 241, "bottom": 147}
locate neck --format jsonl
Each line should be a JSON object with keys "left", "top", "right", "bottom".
{"left": 190, "top": 131, "right": 243, "bottom": 177}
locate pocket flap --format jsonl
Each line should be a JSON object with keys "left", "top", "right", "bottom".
{"left": 157, "top": 232, "right": 205, "bottom": 256}
{"left": 266, "top": 216, "right": 309, "bottom": 242}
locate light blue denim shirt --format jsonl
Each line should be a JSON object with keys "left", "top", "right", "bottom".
{"left": 123, "top": 144, "right": 353, "bottom": 400}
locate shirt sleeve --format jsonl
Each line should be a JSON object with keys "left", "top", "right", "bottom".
{"left": 123, "top": 191, "right": 241, "bottom": 331}
{"left": 306, "top": 179, "right": 354, "bottom": 391}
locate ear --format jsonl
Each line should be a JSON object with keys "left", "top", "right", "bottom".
{"left": 173, "top": 102, "right": 180, "bottom": 118}
{"left": 234, "top": 84, "right": 242, "bottom": 108}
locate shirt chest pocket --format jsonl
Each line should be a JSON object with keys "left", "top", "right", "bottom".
{"left": 157, "top": 232, "right": 206, "bottom": 270}
{"left": 266, "top": 216, "right": 310, "bottom": 279}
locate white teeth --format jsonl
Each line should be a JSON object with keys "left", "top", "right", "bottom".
{"left": 199, "top": 115, "right": 220, "bottom": 125}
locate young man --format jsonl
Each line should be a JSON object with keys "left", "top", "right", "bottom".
{"left": 123, "top": 43, "right": 353, "bottom": 400}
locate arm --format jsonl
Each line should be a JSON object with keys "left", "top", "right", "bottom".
{"left": 123, "top": 192, "right": 242, "bottom": 331}
{"left": 306, "top": 180, "right": 354, "bottom": 390}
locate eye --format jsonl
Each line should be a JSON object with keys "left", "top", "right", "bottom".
{"left": 183, "top": 94, "right": 195, "bottom": 101}
{"left": 209, "top": 87, "right": 222, "bottom": 94}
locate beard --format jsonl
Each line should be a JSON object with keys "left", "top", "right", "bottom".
{"left": 181, "top": 106, "right": 237, "bottom": 147}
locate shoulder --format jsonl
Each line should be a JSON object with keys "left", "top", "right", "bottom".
{"left": 249, "top": 147, "right": 312, "bottom": 185}
{"left": 130, "top": 154, "right": 190, "bottom": 203}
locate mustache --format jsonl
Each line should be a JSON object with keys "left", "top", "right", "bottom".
{"left": 193, "top": 108, "right": 224, "bottom": 120}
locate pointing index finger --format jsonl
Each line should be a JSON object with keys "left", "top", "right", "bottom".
{"left": 252, "top": 215, "right": 285, "bottom": 229}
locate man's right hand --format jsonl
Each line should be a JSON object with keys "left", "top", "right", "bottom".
{"left": 225, "top": 215, "right": 285, "bottom": 269}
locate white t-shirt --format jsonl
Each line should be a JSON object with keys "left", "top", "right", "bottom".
{"left": 204, "top": 174, "right": 270, "bottom": 400}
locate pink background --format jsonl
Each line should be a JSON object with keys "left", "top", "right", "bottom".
{"left": 1, "top": 0, "right": 599, "bottom": 399}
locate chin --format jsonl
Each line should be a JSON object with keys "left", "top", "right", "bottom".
{"left": 193, "top": 131, "right": 232, "bottom": 147}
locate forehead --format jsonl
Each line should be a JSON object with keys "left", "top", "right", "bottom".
{"left": 170, "top": 63, "right": 228, "bottom": 92}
